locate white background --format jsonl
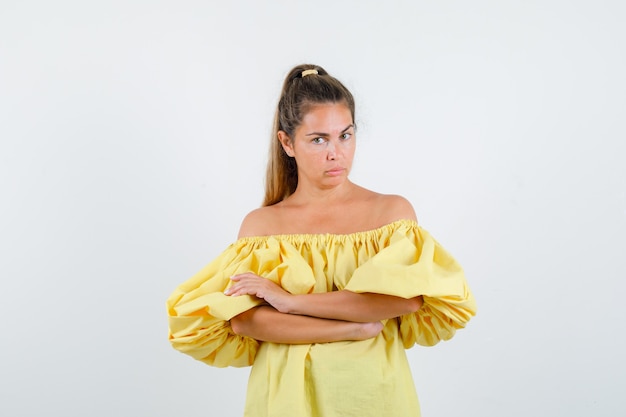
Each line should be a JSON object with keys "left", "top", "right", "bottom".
{"left": 1, "top": 1, "right": 625, "bottom": 416}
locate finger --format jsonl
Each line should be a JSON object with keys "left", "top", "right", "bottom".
{"left": 224, "top": 283, "right": 249, "bottom": 295}
{"left": 225, "top": 283, "right": 246, "bottom": 295}
{"left": 229, "top": 274, "right": 250, "bottom": 281}
{"left": 225, "top": 283, "right": 262, "bottom": 297}
{"left": 230, "top": 272, "right": 261, "bottom": 281}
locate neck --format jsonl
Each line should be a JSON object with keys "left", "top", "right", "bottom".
{"left": 288, "top": 180, "right": 357, "bottom": 206}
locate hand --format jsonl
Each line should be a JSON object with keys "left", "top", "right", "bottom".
{"left": 225, "top": 273, "right": 294, "bottom": 313}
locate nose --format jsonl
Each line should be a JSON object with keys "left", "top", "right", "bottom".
{"left": 327, "top": 140, "right": 337, "bottom": 160}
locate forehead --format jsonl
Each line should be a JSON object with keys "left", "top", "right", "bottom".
{"left": 299, "top": 102, "right": 353, "bottom": 131}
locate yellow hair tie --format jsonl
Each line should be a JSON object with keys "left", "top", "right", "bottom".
{"left": 301, "top": 69, "right": 318, "bottom": 77}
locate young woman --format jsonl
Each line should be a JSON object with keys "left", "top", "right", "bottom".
{"left": 167, "top": 64, "right": 476, "bottom": 417}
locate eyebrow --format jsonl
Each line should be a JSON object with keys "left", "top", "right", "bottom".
{"left": 305, "top": 124, "right": 354, "bottom": 137}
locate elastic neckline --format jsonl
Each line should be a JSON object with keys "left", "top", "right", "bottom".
{"left": 236, "top": 219, "right": 418, "bottom": 243}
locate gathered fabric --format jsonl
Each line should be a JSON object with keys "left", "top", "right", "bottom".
{"left": 167, "top": 219, "right": 476, "bottom": 417}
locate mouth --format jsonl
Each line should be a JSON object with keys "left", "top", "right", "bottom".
{"left": 325, "top": 167, "right": 345, "bottom": 176}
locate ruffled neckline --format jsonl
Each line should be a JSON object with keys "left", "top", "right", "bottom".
{"left": 236, "top": 219, "right": 418, "bottom": 244}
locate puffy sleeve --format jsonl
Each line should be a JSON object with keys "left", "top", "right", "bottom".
{"left": 344, "top": 225, "right": 476, "bottom": 348}
{"left": 166, "top": 237, "right": 316, "bottom": 367}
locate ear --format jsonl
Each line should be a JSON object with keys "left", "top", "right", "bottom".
{"left": 278, "top": 131, "right": 294, "bottom": 157}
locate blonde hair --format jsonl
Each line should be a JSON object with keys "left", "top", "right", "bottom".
{"left": 263, "top": 64, "right": 356, "bottom": 206}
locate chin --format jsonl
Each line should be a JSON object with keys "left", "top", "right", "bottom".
{"left": 321, "top": 176, "right": 348, "bottom": 187}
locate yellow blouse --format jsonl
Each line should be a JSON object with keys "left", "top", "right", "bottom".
{"left": 167, "top": 220, "right": 476, "bottom": 417}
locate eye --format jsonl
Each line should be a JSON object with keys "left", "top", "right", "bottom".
{"left": 340, "top": 132, "right": 352, "bottom": 140}
{"left": 312, "top": 137, "right": 326, "bottom": 144}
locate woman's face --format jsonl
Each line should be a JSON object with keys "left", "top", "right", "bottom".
{"left": 279, "top": 102, "right": 356, "bottom": 190}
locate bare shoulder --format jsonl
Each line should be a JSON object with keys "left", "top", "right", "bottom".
{"left": 237, "top": 206, "right": 280, "bottom": 238}
{"left": 351, "top": 185, "right": 417, "bottom": 225}
{"left": 379, "top": 194, "right": 418, "bottom": 222}
{"left": 357, "top": 187, "right": 417, "bottom": 224}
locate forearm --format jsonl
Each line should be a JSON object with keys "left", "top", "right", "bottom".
{"left": 230, "top": 306, "right": 381, "bottom": 344}
{"left": 288, "top": 290, "right": 423, "bottom": 322}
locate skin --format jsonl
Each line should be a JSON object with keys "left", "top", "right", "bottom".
{"left": 228, "top": 102, "right": 423, "bottom": 343}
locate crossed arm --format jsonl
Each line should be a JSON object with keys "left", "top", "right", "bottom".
{"left": 226, "top": 272, "right": 423, "bottom": 344}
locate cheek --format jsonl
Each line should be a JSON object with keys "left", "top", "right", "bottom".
{"left": 341, "top": 142, "right": 356, "bottom": 157}
{"left": 296, "top": 150, "right": 325, "bottom": 167}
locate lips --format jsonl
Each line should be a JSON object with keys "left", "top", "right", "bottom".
{"left": 326, "top": 167, "right": 345, "bottom": 176}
